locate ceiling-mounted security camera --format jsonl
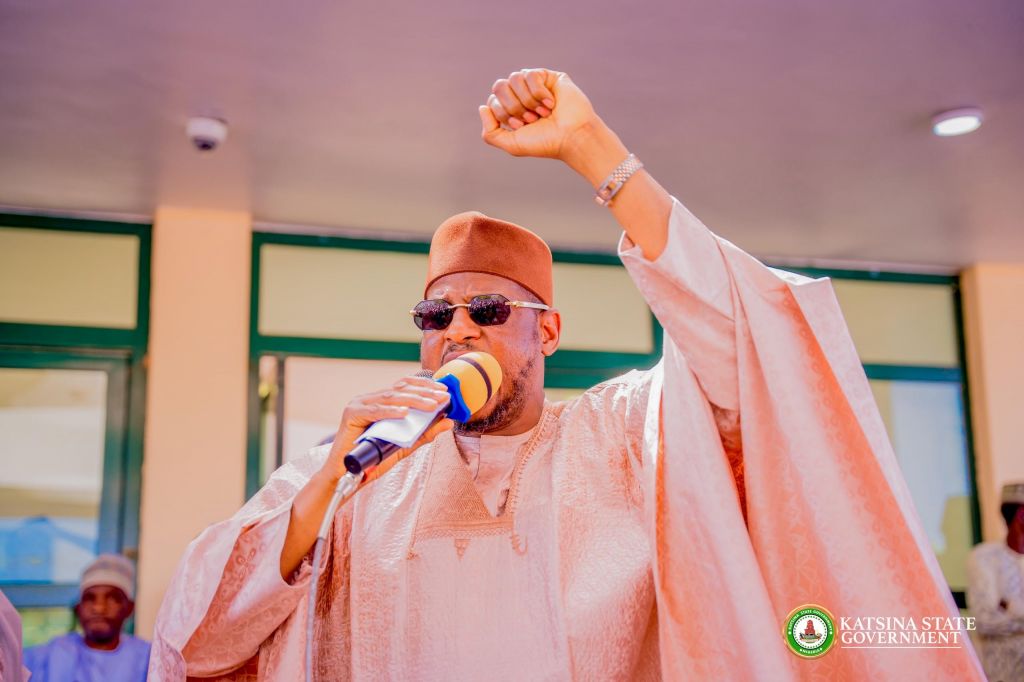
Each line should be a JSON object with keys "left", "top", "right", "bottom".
{"left": 186, "top": 116, "right": 228, "bottom": 152}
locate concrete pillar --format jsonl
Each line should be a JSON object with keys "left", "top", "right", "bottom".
{"left": 961, "top": 264, "right": 1024, "bottom": 541}
{"left": 135, "top": 206, "right": 251, "bottom": 635}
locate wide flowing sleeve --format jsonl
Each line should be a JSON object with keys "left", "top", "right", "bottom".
{"left": 148, "top": 445, "right": 351, "bottom": 681}
{"left": 619, "top": 198, "right": 986, "bottom": 680}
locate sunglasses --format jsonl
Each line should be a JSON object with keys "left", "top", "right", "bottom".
{"left": 410, "top": 294, "right": 551, "bottom": 331}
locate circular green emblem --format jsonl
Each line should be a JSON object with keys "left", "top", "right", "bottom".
{"left": 783, "top": 605, "right": 836, "bottom": 658}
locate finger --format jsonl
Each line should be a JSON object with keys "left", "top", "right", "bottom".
{"left": 524, "top": 69, "right": 556, "bottom": 109}
{"left": 521, "top": 111, "right": 538, "bottom": 124}
{"left": 508, "top": 72, "right": 542, "bottom": 111}
{"left": 479, "top": 104, "right": 501, "bottom": 135}
{"left": 487, "top": 94, "right": 511, "bottom": 126}
{"left": 396, "top": 384, "right": 451, "bottom": 403}
{"left": 487, "top": 97, "right": 523, "bottom": 131}
{"left": 479, "top": 105, "right": 517, "bottom": 153}
{"left": 399, "top": 376, "right": 443, "bottom": 388}
{"left": 373, "top": 390, "right": 447, "bottom": 410}
{"left": 341, "top": 404, "right": 410, "bottom": 430}
{"left": 534, "top": 104, "right": 552, "bottom": 118}
{"left": 492, "top": 79, "right": 527, "bottom": 118}
{"left": 395, "top": 374, "right": 448, "bottom": 395}
{"left": 391, "top": 385, "right": 452, "bottom": 401}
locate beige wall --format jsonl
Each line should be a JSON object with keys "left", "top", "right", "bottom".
{"left": 961, "top": 264, "right": 1024, "bottom": 541}
{"left": 135, "top": 207, "right": 251, "bottom": 636}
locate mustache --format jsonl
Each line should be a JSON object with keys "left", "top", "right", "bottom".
{"left": 442, "top": 344, "right": 478, "bottom": 359}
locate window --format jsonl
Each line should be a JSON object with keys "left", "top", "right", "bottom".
{"left": 247, "top": 232, "right": 977, "bottom": 605}
{"left": 0, "top": 214, "right": 149, "bottom": 645}
{"left": 246, "top": 232, "right": 660, "bottom": 493}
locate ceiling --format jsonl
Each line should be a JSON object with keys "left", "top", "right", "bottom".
{"left": 1, "top": 0, "right": 1022, "bottom": 269}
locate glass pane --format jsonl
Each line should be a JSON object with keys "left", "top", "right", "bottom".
{"left": 259, "top": 245, "right": 425, "bottom": 342}
{"left": 831, "top": 280, "right": 958, "bottom": 367}
{"left": 257, "top": 357, "right": 422, "bottom": 485}
{"left": 0, "top": 368, "right": 107, "bottom": 584}
{"left": 17, "top": 606, "right": 75, "bottom": 647}
{"left": 0, "top": 227, "right": 139, "bottom": 328}
{"left": 870, "top": 379, "right": 972, "bottom": 590}
{"left": 258, "top": 355, "right": 280, "bottom": 486}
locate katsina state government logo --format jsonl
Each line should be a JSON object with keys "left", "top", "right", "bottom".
{"left": 784, "top": 605, "right": 836, "bottom": 658}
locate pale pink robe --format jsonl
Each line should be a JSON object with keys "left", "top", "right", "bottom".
{"left": 453, "top": 429, "right": 531, "bottom": 515}
{"left": 149, "top": 198, "right": 984, "bottom": 680}
{"left": 0, "top": 589, "right": 29, "bottom": 682}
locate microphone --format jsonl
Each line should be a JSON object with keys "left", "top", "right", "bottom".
{"left": 343, "top": 351, "right": 503, "bottom": 476}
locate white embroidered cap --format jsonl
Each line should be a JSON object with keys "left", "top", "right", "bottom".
{"left": 80, "top": 553, "right": 136, "bottom": 600}
{"left": 1001, "top": 482, "right": 1024, "bottom": 506}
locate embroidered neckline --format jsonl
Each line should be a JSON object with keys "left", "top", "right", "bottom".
{"left": 409, "top": 403, "right": 556, "bottom": 544}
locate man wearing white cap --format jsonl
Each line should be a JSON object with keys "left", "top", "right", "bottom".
{"left": 968, "top": 482, "right": 1024, "bottom": 681}
{"left": 24, "top": 553, "right": 150, "bottom": 681}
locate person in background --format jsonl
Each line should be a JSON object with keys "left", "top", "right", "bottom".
{"left": 1, "top": 588, "right": 30, "bottom": 681}
{"left": 24, "top": 553, "right": 150, "bottom": 681}
{"left": 968, "top": 482, "right": 1024, "bottom": 681}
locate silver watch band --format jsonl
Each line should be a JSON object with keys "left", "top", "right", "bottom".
{"left": 594, "top": 153, "right": 644, "bottom": 207}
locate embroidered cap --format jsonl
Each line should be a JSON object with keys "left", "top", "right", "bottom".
{"left": 1001, "top": 482, "right": 1024, "bottom": 506}
{"left": 425, "top": 212, "right": 553, "bottom": 306}
{"left": 80, "top": 553, "right": 136, "bottom": 600}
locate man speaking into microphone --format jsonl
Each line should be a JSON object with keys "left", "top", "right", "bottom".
{"left": 149, "top": 69, "right": 983, "bottom": 680}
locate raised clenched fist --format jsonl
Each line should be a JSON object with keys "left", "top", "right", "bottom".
{"left": 478, "top": 68, "right": 599, "bottom": 161}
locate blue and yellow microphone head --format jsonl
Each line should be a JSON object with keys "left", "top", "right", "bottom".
{"left": 433, "top": 352, "right": 503, "bottom": 422}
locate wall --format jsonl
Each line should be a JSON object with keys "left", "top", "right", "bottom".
{"left": 135, "top": 207, "right": 251, "bottom": 635}
{"left": 961, "top": 264, "right": 1024, "bottom": 541}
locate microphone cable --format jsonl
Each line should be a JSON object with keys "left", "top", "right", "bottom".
{"left": 305, "top": 470, "right": 363, "bottom": 682}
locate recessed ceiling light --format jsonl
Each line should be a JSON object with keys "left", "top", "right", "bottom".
{"left": 932, "top": 107, "right": 983, "bottom": 137}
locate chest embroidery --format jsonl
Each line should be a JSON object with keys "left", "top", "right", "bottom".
{"left": 406, "top": 406, "right": 555, "bottom": 557}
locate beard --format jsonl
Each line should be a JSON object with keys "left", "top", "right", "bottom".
{"left": 454, "top": 353, "right": 537, "bottom": 435}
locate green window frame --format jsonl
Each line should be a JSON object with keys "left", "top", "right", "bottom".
{"left": 0, "top": 213, "right": 150, "bottom": 611}
{"left": 245, "top": 231, "right": 663, "bottom": 496}
{"left": 245, "top": 234, "right": 978, "bottom": 607}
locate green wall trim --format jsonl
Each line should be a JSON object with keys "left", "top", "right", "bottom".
{"left": 2, "top": 584, "right": 78, "bottom": 609}
{"left": 253, "top": 230, "right": 431, "bottom": 255}
{"left": 862, "top": 364, "right": 962, "bottom": 382}
{"left": 253, "top": 336, "right": 422, "bottom": 361}
{"left": 252, "top": 229, "right": 625, "bottom": 266}
{"left": 778, "top": 265, "right": 956, "bottom": 286}
{"left": 0, "top": 212, "right": 151, "bottom": 237}
{"left": 0, "top": 323, "right": 146, "bottom": 350}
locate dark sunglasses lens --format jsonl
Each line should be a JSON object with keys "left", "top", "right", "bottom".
{"left": 413, "top": 300, "right": 453, "bottom": 330}
{"left": 469, "top": 295, "right": 511, "bottom": 326}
